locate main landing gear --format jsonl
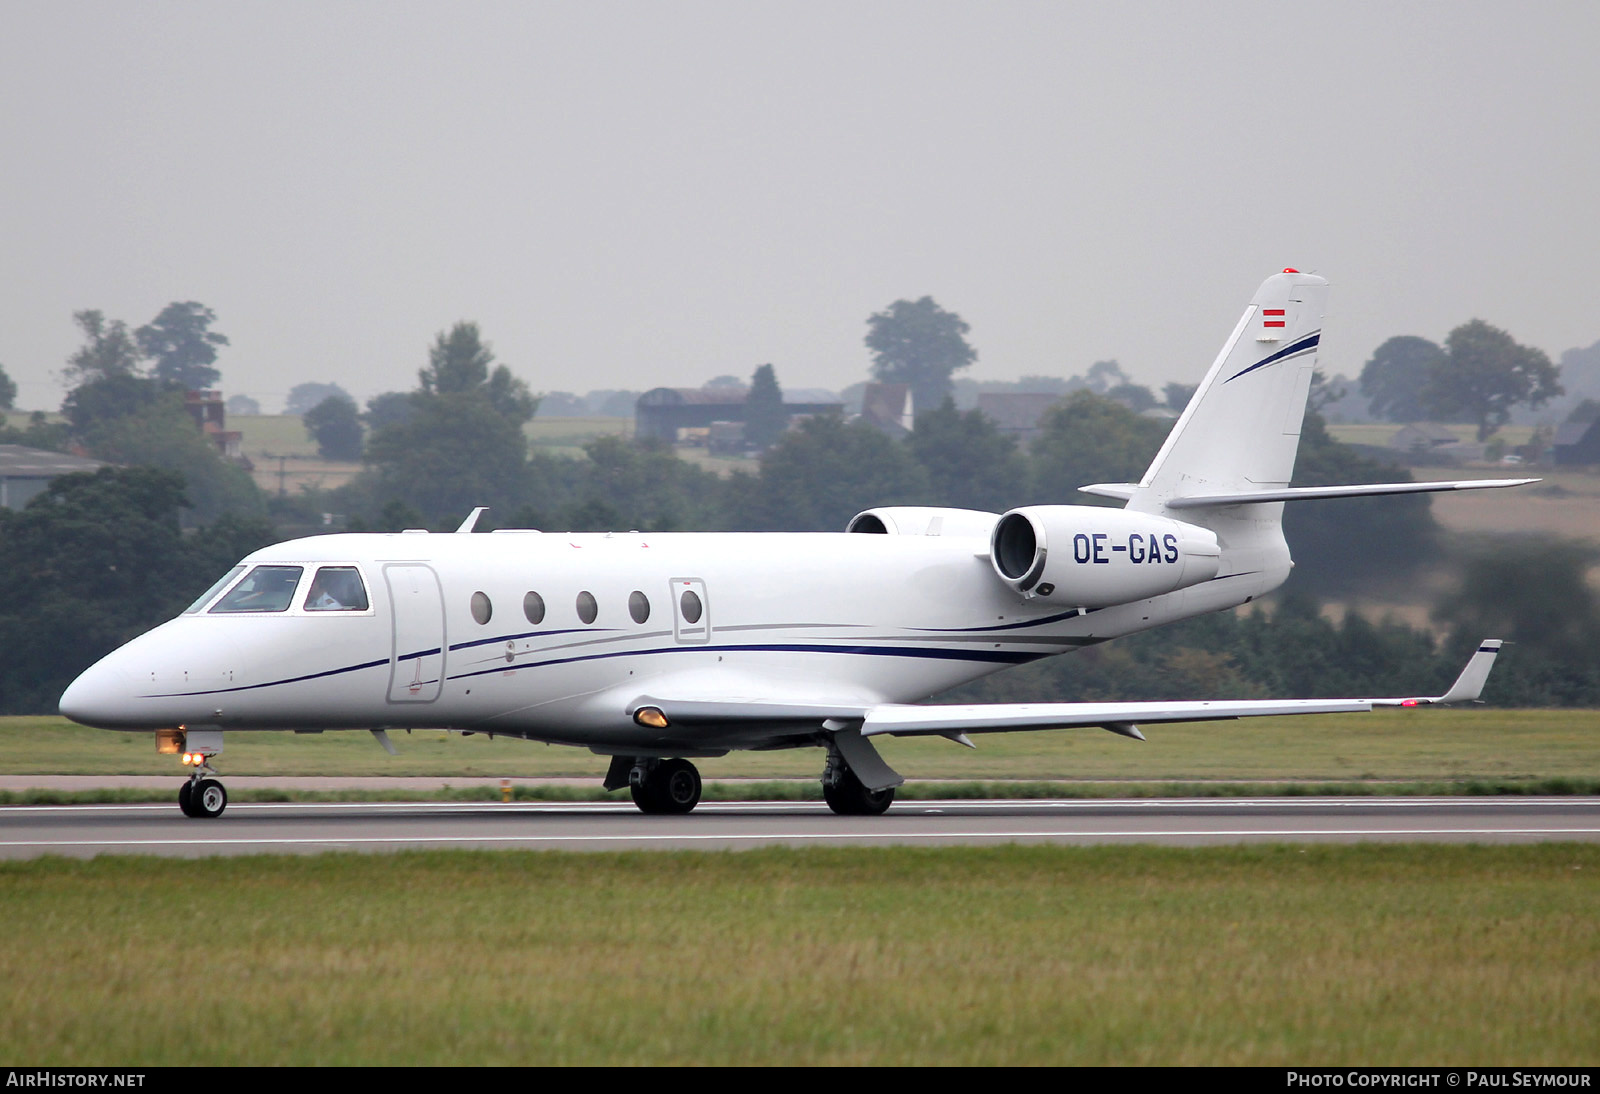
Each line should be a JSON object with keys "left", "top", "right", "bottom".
{"left": 614, "top": 756, "right": 703, "bottom": 815}
{"left": 604, "top": 743, "right": 897, "bottom": 817}
{"left": 822, "top": 752, "right": 895, "bottom": 816}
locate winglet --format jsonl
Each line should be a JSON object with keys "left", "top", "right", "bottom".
{"left": 455, "top": 507, "right": 490, "bottom": 533}
{"left": 1376, "top": 639, "right": 1502, "bottom": 707}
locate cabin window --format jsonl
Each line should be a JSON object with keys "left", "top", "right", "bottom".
{"left": 629, "top": 590, "right": 650, "bottom": 624}
{"left": 576, "top": 591, "right": 598, "bottom": 624}
{"left": 209, "top": 565, "right": 304, "bottom": 614}
{"left": 185, "top": 565, "right": 245, "bottom": 614}
{"left": 471, "top": 591, "right": 493, "bottom": 625}
{"left": 680, "top": 589, "right": 703, "bottom": 625}
{"left": 523, "top": 591, "right": 545, "bottom": 625}
{"left": 304, "top": 567, "right": 369, "bottom": 611}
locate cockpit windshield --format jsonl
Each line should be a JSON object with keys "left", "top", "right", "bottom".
{"left": 209, "top": 565, "right": 305, "bottom": 614}
{"left": 185, "top": 565, "right": 246, "bottom": 614}
{"left": 304, "top": 566, "right": 370, "bottom": 611}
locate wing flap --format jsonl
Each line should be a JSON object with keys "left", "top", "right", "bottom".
{"left": 860, "top": 698, "right": 1372, "bottom": 737}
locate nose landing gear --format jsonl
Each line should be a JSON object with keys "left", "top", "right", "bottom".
{"left": 179, "top": 774, "right": 228, "bottom": 818}
{"left": 175, "top": 744, "right": 227, "bottom": 819}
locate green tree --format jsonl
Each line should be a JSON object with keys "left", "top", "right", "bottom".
{"left": 420, "top": 322, "right": 537, "bottom": 425}
{"left": 61, "top": 371, "right": 171, "bottom": 433}
{"left": 1360, "top": 335, "right": 1445, "bottom": 422}
{"left": 0, "top": 411, "right": 69, "bottom": 451}
{"left": 1435, "top": 537, "right": 1600, "bottom": 706}
{"left": 62, "top": 311, "right": 143, "bottom": 385}
{"left": 1162, "top": 382, "right": 1196, "bottom": 412}
{"left": 79, "top": 391, "right": 264, "bottom": 522}
{"left": 1083, "top": 359, "right": 1128, "bottom": 392}
{"left": 864, "top": 297, "right": 977, "bottom": 414}
{"left": 1027, "top": 391, "right": 1169, "bottom": 504}
{"left": 1281, "top": 412, "right": 1437, "bottom": 595}
{"left": 0, "top": 467, "right": 273, "bottom": 713}
{"left": 285, "top": 382, "right": 351, "bottom": 416}
{"left": 364, "top": 389, "right": 531, "bottom": 526}
{"left": 1424, "top": 320, "right": 1562, "bottom": 441}
{"left": 568, "top": 435, "right": 728, "bottom": 531}
{"left": 907, "top": 399, "right": 1026, "bottom": 512}
{"left": 364, "top": 391, "right": 414, "bottom": 431}
{"left": 743, "top": 364, "right": 786, "bottom": 449}
{"left": 0, "top": 363, "right": 15, "bottom": 410}
{"left": 136, "top": 302, "right": 229, "bottom": 390}
{"left": 746, "top": 413, "right": 928, "bottom": 531}
{"left": 1106, "top": 382, "right": 1156, "bottom": 413}
{"left": 303, "top": 394, "right": 364, "bottom": 460}
{"left": 352, "top": 325, "right": 539, "bottom": 526}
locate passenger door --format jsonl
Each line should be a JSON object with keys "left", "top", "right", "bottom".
{"left": 385, "top": 563, "right": 445, "bottom": 702}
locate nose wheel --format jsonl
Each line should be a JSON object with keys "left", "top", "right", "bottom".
{"left": 177, "top": 758, "right": 228, "bottom": 819}
{"left": 178, "top": 777, "right": 227, "bottom": 818}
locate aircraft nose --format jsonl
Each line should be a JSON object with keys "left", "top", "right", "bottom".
{"left": 59, "top": 657, "right": 133, "bottom": 729}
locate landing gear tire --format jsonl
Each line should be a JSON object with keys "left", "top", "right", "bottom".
{"left": 190, "top": 778, "right": 227, "bottom": 819}
{"left": 630, "top": 758, "right": 702, "bottom": 815}
{"left": 178, "top": 781, "right": 197, "bottom": 818}
{"left": 823, "top": 767, "right": 894, "bottom": 816}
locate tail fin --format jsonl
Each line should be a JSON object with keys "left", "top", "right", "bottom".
{"left": 1127, "top": 269, "right": 1328, "bottom": 513}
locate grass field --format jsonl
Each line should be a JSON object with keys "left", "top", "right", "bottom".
{"left": 8, "top": 709, "right": 1599, "bottom": 785}
{"left": 1, "top": 845, "right": 1593, "bottom": 1065}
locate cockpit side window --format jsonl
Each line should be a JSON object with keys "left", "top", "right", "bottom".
{"left": 208, "top": 565, "right": 305, "bottom": 614}
{"left": 185, "top": 565, "right": 246, "bottom": 614}
{"left": 304, "top": 566, "right": 370, "bottom": 612}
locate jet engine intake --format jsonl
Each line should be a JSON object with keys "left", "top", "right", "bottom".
{"left": 846, "top": 506, "right": 1000, "bottom": 538}
{"left": 990, "top": 505, "right": 1221, "bottom": 606}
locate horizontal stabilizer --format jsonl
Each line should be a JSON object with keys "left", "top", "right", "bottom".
{"left": 1158, "top": 479, "right": 1539, "bottom": 509}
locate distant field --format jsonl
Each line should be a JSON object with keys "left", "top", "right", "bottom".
{"left": 1427, "top": 468, "right": 1600, "bottom": 539}
{"left": 1325, "top": 421, "right": 1540, "bottom": 448}
{"left": 11, "top": 708, "right": 1599, "bottom": 784}
{"left": 2, "top": 845, "right": 1593, "bottom": 1064}
{"left": 525, "top": 415, "right": 631, "bottom": 445}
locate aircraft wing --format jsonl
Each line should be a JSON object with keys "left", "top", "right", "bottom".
{"left": 631, "top": 641, "right": 1502, "bottom": 739}
{"left": 862, "top": 640, "right": 1501, "bottom": 737}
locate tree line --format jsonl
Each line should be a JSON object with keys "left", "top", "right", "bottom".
{"left": 2, "top": 298, "right": 1597, "bottom": 713}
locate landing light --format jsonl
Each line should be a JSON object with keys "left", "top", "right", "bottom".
{"left": 634, "top": 706, "right": 670, "bottom": 729}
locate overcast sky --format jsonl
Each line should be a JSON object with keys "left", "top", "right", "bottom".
{"left": 3, "top": 1, "right": 1597, "bottom": 412}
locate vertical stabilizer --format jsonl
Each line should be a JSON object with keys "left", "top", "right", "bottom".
{"left": 1128, "top": 270, "right": 1328, "bottom": 513}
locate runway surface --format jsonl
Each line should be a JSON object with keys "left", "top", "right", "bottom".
{"left": 3, "top": 796, "right": 1599, "bottom": 858}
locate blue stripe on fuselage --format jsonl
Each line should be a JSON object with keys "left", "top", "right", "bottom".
{"left": 135, "top": 640, "right": 1049, "bottom": 699}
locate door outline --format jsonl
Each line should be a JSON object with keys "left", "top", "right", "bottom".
{"left": 385, "top": 563, "right": 446, "bottom": 702}
{"left": 670, "top": 577, "right": 710, "bottom": 644}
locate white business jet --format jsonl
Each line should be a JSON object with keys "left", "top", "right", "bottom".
{"left": 60, "top": 270, "right": 1529, "bottom": 818}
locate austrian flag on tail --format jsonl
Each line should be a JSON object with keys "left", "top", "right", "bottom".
{"left": 1262, "top": 308, "right": 1286, "bottom": 328}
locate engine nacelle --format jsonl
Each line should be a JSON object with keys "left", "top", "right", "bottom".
{"left": 847, "top": 506, "right": 1000, "bottom": 538}
{"left": 989, "top": 505, "right": 1221, "bottom": 607}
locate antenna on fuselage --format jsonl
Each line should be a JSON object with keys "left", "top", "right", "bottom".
{"left": 455, "top": 507, "right": 490, "bottom": 533}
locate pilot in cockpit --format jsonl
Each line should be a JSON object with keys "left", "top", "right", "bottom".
{"left": 304, "top": 567, "right": 368, "bottom": 612}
